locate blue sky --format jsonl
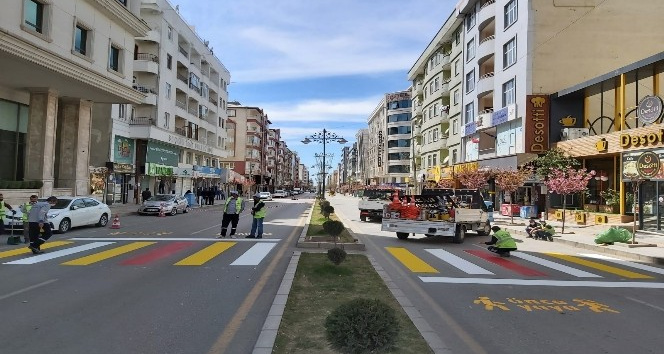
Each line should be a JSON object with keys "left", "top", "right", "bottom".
{"left": 178, "top": 0, "right": 457, "bottom": 173}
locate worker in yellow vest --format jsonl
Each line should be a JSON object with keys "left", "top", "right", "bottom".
{"left": 20, "top": 195, "right": 39, "bottom": 244}
{"left": 246, "top": 193, "right": 267, "bottom": 239}
{"left": 216, "top": 191, "right": 244, "bottom": 238}
{"left": 0, "top": 193, "right": 16, "bottom": 237}
{"left": 485, "top": 226, "right": 517, "bottom": 257}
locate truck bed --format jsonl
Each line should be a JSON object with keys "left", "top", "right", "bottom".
{"left": 381, "top": 218, "right": 456, "bottom": 237}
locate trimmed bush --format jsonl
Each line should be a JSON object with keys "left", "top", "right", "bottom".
{"left": 327, "top": 247, "right": 347, "bottom": 265}
{"left": 321, "top": 204, "right": 335, "bottom": 219}
{"left": 320, "top": 200, "right": 331, "bottom": 210}
{"left": 325, "top": 298, "right": 400, "bottom": 353}
{"left": 323, "top": 220, "right": 344, "bottom": 237}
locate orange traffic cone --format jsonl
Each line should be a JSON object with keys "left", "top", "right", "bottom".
{"left": 110, "top": 215, "right": 121, "bottom": 229}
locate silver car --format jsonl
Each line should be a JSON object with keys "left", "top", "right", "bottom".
{"left": 138, "top": 194, "right": 190, "bottom": 216}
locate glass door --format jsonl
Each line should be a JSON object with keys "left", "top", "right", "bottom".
{"left": 641, "top": 181, "right": 657, "bottom": 230}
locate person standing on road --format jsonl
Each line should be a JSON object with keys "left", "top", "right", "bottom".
{"left": 27, "top": 196, "right": 58, "bottom": 254}
{"left": 20, "top": 195, "right": 38, "bottom": 243}
{"left": 246, "top": 193, "right": 267, "bottom": 239}
{"left": 485, "top": 226, "right": 517, "bottom": 257}
{"left": 141, "top": 188, "right": 152, "bottom": 203}
{"left": 0, "top": 193, "right": 16, "bottom": 237}
{"left": 217, "top": 191, "right": 244, "bottom": 239}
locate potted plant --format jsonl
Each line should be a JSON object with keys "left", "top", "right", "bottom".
{"left": 599, "top": 188, "right": 620, "bottom": 213}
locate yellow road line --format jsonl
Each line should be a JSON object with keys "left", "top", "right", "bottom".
{"left": 386, "top": 247, "right": 439, "bottom": 273}
{"left": 0, "top": 241, "right": 73, "bottom": 259}
{"left": 62, "top": 242, "right": 155, "bottom": 265}
{"left": 546, "top": 253, "right": 653, "bottom": 279}
{"left": 174, "top": 242, "right": 236, "bottom": 266}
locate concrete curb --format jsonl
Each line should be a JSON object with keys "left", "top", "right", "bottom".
{"left": 295, "top": 203, "right": 366, "bottom": 251}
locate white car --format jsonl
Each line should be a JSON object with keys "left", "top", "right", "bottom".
{"left": 258, "top": 192, "right": 273, "bottom": 201}
{"left": 272, "top": 190, "right": 287, "bottom": 198}
{"left": 138, "top": 194, "right": 190, "bottom": 216}
{"left": 42, "top": 196, "right": 111, "bottom": 233}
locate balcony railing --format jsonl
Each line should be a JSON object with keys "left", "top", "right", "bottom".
{"left": 136, "top": 53, "right": 159, "bottom": 62}
{"left": 209, "top": 97, "right": 218, "bottom": 106}
{"left": 177, "top": 73, "right": 188, "bottom": 84}
{"left": 175, "top": 100, "right": 186, "bottom": 110}
{"left": 178, "top": 45, "right": 188, "bottom": 57}
{"left": 129, "top": 116, "right": 154, "bottom": 126}
{"left": 133, "top": 84, "right": 157, "bottom": 95}
{"left": 175, "top": 127, "right": 187, "bottom": 137}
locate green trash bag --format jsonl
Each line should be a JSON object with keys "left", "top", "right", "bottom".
{"left": 594, "top": 226, "right": 632, "bottom": 244}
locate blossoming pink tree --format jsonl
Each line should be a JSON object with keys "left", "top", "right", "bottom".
{"left": 456, "top": 169, "right": 489, "bottom": 190}
{"left": 436, "top": 179, "right": 455, "bottom": 188}
{"left": 494, "top": 167, "right": 533, "bottom": 224}
{"left": 544, "top": 167, "right": 595, "bottom": 233}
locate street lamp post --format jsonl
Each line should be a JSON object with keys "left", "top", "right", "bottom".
{"left": 302, "top": 129, "right": 347, "bottom": 199}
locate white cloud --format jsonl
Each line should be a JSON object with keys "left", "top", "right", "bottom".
{"left": 258, "top": 96, "right": 383, "bottom": 123}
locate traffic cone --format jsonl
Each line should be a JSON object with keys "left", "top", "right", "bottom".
{"left": 110, "top": 215, "right": 121, "bottom": 229}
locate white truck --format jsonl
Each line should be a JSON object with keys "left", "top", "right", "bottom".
{"left": 381, "top": 188, "right": 491, "bottom": 244}
{"left": 358, "top": 188, "right": 403, "bottom": 222}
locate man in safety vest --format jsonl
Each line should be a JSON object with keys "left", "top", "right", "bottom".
{"left": 485, "top": 226, "right": 517, "bottom": 257}
{"left": 20, "top": 195, "right": 38, "bottom": 243}
{"left": 0, "top": 193, "right": 16, "bottom": 237}
{"left": 217, "top": 191, "right": 244, "bottom": 239}
{"left": 246, "top": 193, "right": 267, "bottom": 239}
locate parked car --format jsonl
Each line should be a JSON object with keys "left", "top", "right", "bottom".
{"left": 25, "top": 196, "right": 112, "bottom": 233}
{"left": 258, "top": 191, "right": 273, "bottom": 201}
{"left": 138, "top": 194, "right": 190, "bottom": 216}
{"left": 272, "top": 190, "right": 287, "bottom": 198}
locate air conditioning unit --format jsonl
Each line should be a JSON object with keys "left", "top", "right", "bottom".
{"left": 561, "top": 128, "right": 590, "bottom": 140}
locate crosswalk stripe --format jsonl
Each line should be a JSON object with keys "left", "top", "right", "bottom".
{"left": 386, "top": 247, "right": 438, "bottom": 273}
{"left": 121, "top": 242, "right": 193, "bottom": 265}
{"left": 0, "top": 241, "right": 73, "bottom": 259}
{"left": 425, "top": 249, "right": 493, "bottom": 275}
{"left": 546, "top": 253, "right": 653, "bottom": 279}
{"left": 62, "top": 242, "right": 155, "bottom": 266}
{"left": 174, "top": 242, "right": 236, "bottom": 266}
{"left": 512, "top": 252, "right": 602, "bottom": 278}
{"left": 419, "top": 277, "right": 664, "bottom": 288}
{"left": 579, "top": 253, "right": 664, "bottom": 276}
{"left": 4, "top": 242, "right": 115, "bottom": 265}
{"left": 465, "top": 250, "right": 547, "bottom": 276}
{"left": 230, "top": 243, "right": 277, "bottom": 266}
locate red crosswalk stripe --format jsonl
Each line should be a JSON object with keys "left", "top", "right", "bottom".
{"left": 464, "top": 250, "right": 548, "bottom": 276}
{"left": 121, "top": 242, "right": 194, "bottom": 265}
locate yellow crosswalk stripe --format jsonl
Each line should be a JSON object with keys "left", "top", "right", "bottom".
{"left": 546, "top": 253, "right": 653, "bottom": 279}
{"left": 62, "top": 242, "right": 155, "bottom": 265}
{"left": 174, "top": 242, "right": 236, "bottom": 266}
{"left": 386, "top": 247, "right": 438, "bottom": 273}
{"left": 0, "top": 241, "right": 73, "bottom": 259}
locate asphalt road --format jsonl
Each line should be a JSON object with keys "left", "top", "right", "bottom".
{"left": 329, "top": 195, "right": 664, "bottom": 354}
{"left": 0, "top": 196, "right": 313, "bottom": 354}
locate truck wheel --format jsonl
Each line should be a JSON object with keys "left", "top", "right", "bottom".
{"left": 476, "top": 222, "right": 491, "bottom": 236}
{"left": 360, "top": 215, "right": 367, "bottom": 222}
{"left": 453, "top": 225, "right": 466, "bottom": 244}
{"left": 396, "top": 232, "right": 409, "bottom": 240}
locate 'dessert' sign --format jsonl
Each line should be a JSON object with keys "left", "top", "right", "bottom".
{"left": 525, "top": 95, "right": 550, "bottom": 153}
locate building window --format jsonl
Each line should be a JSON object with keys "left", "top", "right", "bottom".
{"left": 109, "top": 44, "right": 121, "bottom": 72}
{"left": 165, "top": 82, "right": 171, "bottom": 99}
{"left": 466, "top": 38, "right": 475, "bottom": 62}
{"left": 454, "top": 89, "right": 460, "bottom": 105}
{"left": 434, "top": 77, "right": 439, "bottom": 91}
{"left": 164, "top": 112, "right": 170, "bottom": 128}
{"left": 119, "top": 104, "right": 126, "bottom": 118}
{"left": 504, "top": 0, "right": 518, "bottom": 29}
{"left": 168, "top": 26, "right": 173, "bottom": 41}
{"left": 503, "top": 37, "right": 517, "bottom": 69}
{"left": 167, "top": 54, "right": 172, "bottom": 69}
{"left": 465, "top": 70, "right": 475, "bottom": 93}
{"left": 452, "top": 150, "right": 458, "bottom": 164}
{"left": 465, "top": 9, "right": 476, "bottom": 31}
{"left": 74, "top": 23, "right": 91, "bottom": 56}
{"left": 433, "top": 153, "right": 437, "bottom": 166}
{"left": 116, "top": 0, "right": 127, "bottom": 5}
{"left": 23, "top": 0, "right": 44, "bottom": 33}
{"left": 454, "top": 60, "right": 459, "bottom": 76}
{"left": 454, "top": 28, "right": 461, "bottom": 45}
{"left": 502, "top": 79, "right": 515, "bottom": 106}
{"left": 452, "top": 119, "right": 458, "bottom": 135}
{"left": 465, "top": 102, "right": 474, "bottom": 124}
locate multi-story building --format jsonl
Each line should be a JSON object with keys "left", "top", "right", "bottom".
{"left": 366, "top": 101, "right": 387, "bottom": 184}
{"left": 0, "top": 0, "right": 149, "bottom": 201}
{"left": 408, "top": 11, "right": 464, "bottom": 191}
{"left": 356, "top": 129, "right": 370, "bottom": 185}
{"left": 96, "top": 0, "right": 231, "bottom": 202}
{"left": 266, "top": 128, "right": 281, "bottom": 192}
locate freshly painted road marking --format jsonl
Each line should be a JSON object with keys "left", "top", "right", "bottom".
{"left": 62, "top": 242, "right": 155, "bottom": 265}
{"left": 4, "top": 242, "right": 115, "bottom": 265}
{"left": 419, "top": 277, "right": 664, "bottom": 288}
{"left": 546, "top": 253, "right": 653, "bottom": 279}
{"left": 425, "top": 249, "right": 494, "bottom": 275}
{"left": 579, "top": 253, "right": 664, "bottom": 276}
{"left": 386, "top": 247, "right": 438, "bottom": 273}
{"left": 69, "top": 237, "right": 276, "bottom": 242}
{"left": 0, "top": 279, "right": 58, "bottom": 301}
{"left": 0, "top": 241, "right": 73, "bottom": 259}
{"left": 465, "top": 250, "right": 547, "bottom": 276}
{"left": 121, "top": 242, "right": 193, "bottom": 265}
{"left": 512, "top": 252, "right": 602, "bottom": 278}
{"left": 174, "top": 242, "right": 236, "bottom": 266}
{"left": 231, "top": 243, "right": 278, "bottom": 266}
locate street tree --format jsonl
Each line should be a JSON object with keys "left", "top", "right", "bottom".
{"left": 436, "top": 179, "right": 455, "bottom": 188}
{"left": 494, "top": 167, "right": 534, "bottom": 224}
{"left": 533, "top": 148, "right": 581, "bottom": 216}
{"left": 455, "top": 169, "right": 489, "bottom": 190}
{"left": 544, "top": 167, "right": 595, "bottom": 233}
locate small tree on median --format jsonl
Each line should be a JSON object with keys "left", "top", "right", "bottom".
{"left": 494, "top": 167, "right": 534, "bottom": 224}
{"left": 544, "top": 167, "right": 595, "bottom": 233}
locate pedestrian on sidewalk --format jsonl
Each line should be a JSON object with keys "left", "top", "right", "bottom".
{"left": 141, "top": 188, "right": 152, "bottom": 202}
{"left": 158, "top": 179, "right": 165, "bottom": 194}
{"left": 20, "top": 194, "right": 38, "bottom": 243}
{"left": 27, "top": 196, "right": 58, "bottom": 254}
{"left": 217, "top": 191, "right": 244, "bottom": 239}
{"left": 246, "top": 193, "right": 267, "bottom": 239}
{"left": 534, "top": 221, "right": 555, "bottom": 241}
{"left": 0, "top": 193, "right": 16, "bottom": 237}
{"left": 485, "top": 226, "right": 517, "bottom": 257}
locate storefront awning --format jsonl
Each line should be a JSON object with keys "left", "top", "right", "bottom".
{"left": 478, "top": 153, "right": 538, "bottom": 170}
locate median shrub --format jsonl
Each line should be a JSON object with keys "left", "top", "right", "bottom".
{"left": 321, "top": 204, "right": 335, "bottom": 219}
{"left": 325, "top": 298, "right": 400, "bottom": 353}
{"left": 327, "top": 247, "right": 347, "bottom": 265}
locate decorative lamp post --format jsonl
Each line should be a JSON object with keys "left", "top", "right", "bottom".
{"left": 302, "top": 129, "right": 346, "bottom": 199}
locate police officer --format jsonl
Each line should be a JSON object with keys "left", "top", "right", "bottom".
{"left": 0, "top": 193, "right": 16, "bottom": 236}
{"left": 216, "top": 191, "right": 244, "bottom": 239}
{"left": 20, "top": 195, "right": 38, "bottom": 243}
{"left": 246, "top": 193, "right": 267, "bottom": 239}
{"left": 485, "top": 226, "right": 517, "bottom": 257}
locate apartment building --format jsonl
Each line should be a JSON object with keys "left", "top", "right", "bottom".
{"left": 0, "top": 0, "right": 148, "bottom": 200}
{"left": 355, "top": 128, "right": 370, "bottom": 185}
{"left": 265, "top": 128, "right": 281, "bottom": 192}
{"left": 408, "top": 11, "right": 464, "bottom": 191}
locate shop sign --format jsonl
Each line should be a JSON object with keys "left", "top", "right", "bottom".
{"left": 524, "top": 95, "right": 550, "bottom": 153}
{"left": 113, "top": 163, "right": 134, "bottom": 173}
{"left": 637, "top": 95, "right": 664, "bottom": 124}
{"left": 146, "top": 163, "right": 174, "bottom": 176}
{"left": 453, "top": 162, "right": 479, "bottom": 174}
{"left": 174, "top": 167, "right": 192, "bottom": 178}
{"left": 113, "top": 136, "right": 134, "bottom": 164}
{"left": 440, "top": 166, "right": 453, "bottom": 180}
{"left": 463, "top": 121, "right": 477, "bottom": 137}
{"left": 619, "top": 129, "right": 664, "bottom": 149}
{"left": 193, "top": 165, "right": 223, "bottom": 176}
{"left": 490, "top": 104, "right": 516, "bottom": 127}
{"left": 622, "top": 150, "right": 664, "bottom": 180}
{"left": 146, "top": 141, "right": 180, "bottom": 167}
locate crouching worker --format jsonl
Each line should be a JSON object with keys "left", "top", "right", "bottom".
{"left": 485, "top": 226, "right": 517, "bottom": 257}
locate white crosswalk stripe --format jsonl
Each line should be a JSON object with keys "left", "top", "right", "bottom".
{"left": 425, "top": 249, "right": 494, "bottom": 275}
{"left": 511, "top": 252, "right": 602, "bottom": 278}
{"left": 579, "top": 253, "right": 664, "bottom": 275}
{"left": 3, "top": 242, "right": 115, "bottom": 265}
{"left": 231, "top": 243, "right": 277, "bottom": 266}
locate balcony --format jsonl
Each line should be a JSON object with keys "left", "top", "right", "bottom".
{"left": 442, "top": 53, "right": 452, "bottom": 69}
{"left": 178, "top": 45, "right": 189, "bottom": 58}
{"left": 477, "top": 35, "right": 495, "bottom": 64}
{"left": 134, "top": 53, "right": 159, "bottom": 74}
{"left": 478, "top": 0, "right": 496, "bottom": 29}
{"left": 129, "top": 116, "right": 155, "bottom": 126}
{"left": 440, "top": 79, "right": 451, "bottom": 96}
{"left": 414, "top": 125, "right": 422, "bottom": 137}
{"left": 476, "top": 108, "right": 494, "bottom": 130}
{"left": 476, "top": 72, "right": 494, "bottom": 98}
{"left": 414, "top": 82, "right": 423, "bottom": 97}
{"left": 413, "top": 104, "right": 422, "bottom": 117}
{"left": 138, "top": 30, "right": 160, "bottom": 43}
{"left": 133, "top": 84, "right": 157, "bottom": 105}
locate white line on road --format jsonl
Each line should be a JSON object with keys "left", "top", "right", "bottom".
{"left": 0, "top": 279, "right": 58, "bottom": 301}
{"left": 425, "top": 249, "right": 494, "bottom": 275}
{"left": 419, "top": 277, "right": 664, "bottom": 288}
{"left": 511, "top": 252, "right": 602, "bottom": 278}
{"left": 625, "top": 296, "right": 664, "bottom": 312}
{"left": 230, "top": 243, "right": 277, "bottom": 266}
{"left": 68, "top": 237, "right": 278, "bottom": 242}
{"left": 3, "top": 242, "right": 115, "bottom": 265}
{"left": 579, "top": 253, "right": 664, "bottom": 275}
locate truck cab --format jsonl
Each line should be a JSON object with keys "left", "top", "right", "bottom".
{"left": 358, "top": 188, "right": 403, "bottom": 221}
